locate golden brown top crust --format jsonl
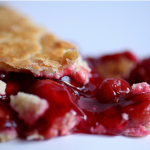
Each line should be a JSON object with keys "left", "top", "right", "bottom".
{"left": 0, "top": 6, "right": 79, "bottom": 78}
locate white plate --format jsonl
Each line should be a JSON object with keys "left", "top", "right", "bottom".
{"left": 1, "top": 2, "right": 150, "bottom": 150}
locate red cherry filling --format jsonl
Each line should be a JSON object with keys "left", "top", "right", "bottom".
{"left": 0, "top": 71, "right": 37, "bottom": 100}
{"left": 1, "top": 51, "right": 150, "bottom": 141}
{"left": 62, "top": 76, "right": 150, "bottom": 135}
{"left": 5, "top": 81, "right": 20, "bottom": 96}
{"left": 122, "top": 93, "right": 150, "bottom": 125}
{"left": 28, "top": 79, "right": 77, "bottom": 106}
{"left": 60, "top": 76, "right": 130, "bottom": 135}
{"left": 96, "top": 107, "right": 129, "bottom": 135}
{"left": 18, "top": 79, "right": 83, "bottom": 139}
{"left": 76, "top": 106, "right": 129, "bottom": 135}
{"left": 18, "top": 74, "right": 150, "bottom": 137}
{"left": 96, "top": 78, "right": 131, "bottom": 103}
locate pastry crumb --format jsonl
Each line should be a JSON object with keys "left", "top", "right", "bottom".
{"left": 0, "top": 80, "right": 6, "bottom": 95}
{"left": 10, "top": 92, "right": 49, "bottom": 125}
{"left": 131, "top": 82, "right": 150, "bottom": 95}
{"left": 27, "top": 133, "right": 44, "bottom": 141}
{"left": 123, "top": 122, "right": 150, "bottom": 136}
{"left": 122, "top": 113, "right": 129, "bottom": 121}
{"left": 50, "top": 112, "right": 81, "bottom": 137}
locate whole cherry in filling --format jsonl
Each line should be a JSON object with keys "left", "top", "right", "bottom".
{"left": 96, "top": 78, "right": 131, "bottom": 103}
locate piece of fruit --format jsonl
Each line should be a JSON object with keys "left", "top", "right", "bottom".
{"left": 96, "top": 78, "right": 131, "bottom": 103}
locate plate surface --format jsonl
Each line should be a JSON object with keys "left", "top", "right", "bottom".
{"left": 0, "top": 1, "right": 150, "bottom": 150}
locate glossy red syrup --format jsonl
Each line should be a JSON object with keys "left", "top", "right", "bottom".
{"left": 0, "top": 51, "right": 150, "bottom": 140}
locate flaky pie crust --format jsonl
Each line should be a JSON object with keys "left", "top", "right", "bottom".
{"left": 0, "top": 6, "right": 80, "bottom": 78}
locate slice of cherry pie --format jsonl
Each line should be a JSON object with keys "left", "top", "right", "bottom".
{"left": 0, "top": 6, "right": 150, "bottom": 142}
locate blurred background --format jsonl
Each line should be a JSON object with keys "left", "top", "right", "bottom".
{"left": 0, "top": 1, "right": 150, "bottom": 59}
